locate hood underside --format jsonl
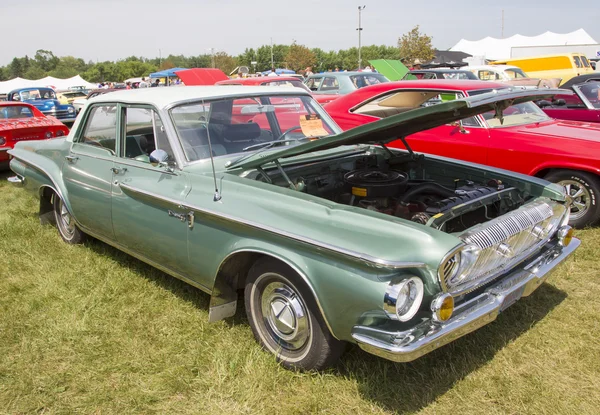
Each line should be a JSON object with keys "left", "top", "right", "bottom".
{"left": 228, "top": 87, "right": 569, "bottom": 170}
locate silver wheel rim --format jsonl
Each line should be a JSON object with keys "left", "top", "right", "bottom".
{"left": 559, "top": 179, "right": 591, "bottom": 222}
{"left": 255, "top": 273, "right": 310, "bottom": 354}
{"left": 56, "top": 198, "right": 75, "bottom": 238}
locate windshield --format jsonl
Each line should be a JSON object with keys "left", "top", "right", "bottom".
{"left": 468, "top": 88, "right": 550, "bottom": 127}
{"left": 0, "top": 104, "right": 34, "bottom": 119}
{"left": 505, "top": 68, "right": 528, "bottom": 79}
{"left": 14, "top": 89, "right": 56, "bottom": 101}
{"left": 349, "top": 74, "right": 388, "bottom": 89}
{"left": 170, "top": 94, "right": 342, "bottom": 162}
{"left": 577, "top": 83, "right": 600, "bottom": 109}
{"left": 263, "top": 79, "right": 311, "bottom": 93}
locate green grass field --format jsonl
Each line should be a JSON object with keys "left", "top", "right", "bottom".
{"left": 1, "top": 170, "right": 599, "bottom": 415}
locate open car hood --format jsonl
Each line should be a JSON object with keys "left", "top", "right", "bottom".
{"left": 227, "top": 88, "right": 569, "bottom": 170}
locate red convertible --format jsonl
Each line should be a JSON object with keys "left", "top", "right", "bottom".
{"left": 325, "top": 80, "right": 600, "bottom": 227}
{"left": 0, "top": 102, "right": 69, "bottom": 169}
{"left": 538, "top": 81, "right": 600, "bottom": 123}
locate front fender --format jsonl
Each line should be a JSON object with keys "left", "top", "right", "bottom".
{"left": 529, "top": 161, "right": 600, "bottom": 177}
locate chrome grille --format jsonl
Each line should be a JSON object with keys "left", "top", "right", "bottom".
{"left": 442, "top": 198, "right": 567, "bottom": 295}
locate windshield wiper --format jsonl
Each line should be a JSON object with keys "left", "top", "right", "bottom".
{"left": 242, "top": 138, "right": 300, "bottom": 152}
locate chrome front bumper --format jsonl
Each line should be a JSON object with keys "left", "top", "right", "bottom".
{"left": 351, "top": 238, "right": 580, "bottom": 363}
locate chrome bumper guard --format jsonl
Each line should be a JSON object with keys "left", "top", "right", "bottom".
{"left": 351, "top": 238, "right": 580, "bottom": 363}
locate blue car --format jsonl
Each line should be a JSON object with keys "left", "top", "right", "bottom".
{"left": 7, "top": 87, "right": 77, "bottom": 125}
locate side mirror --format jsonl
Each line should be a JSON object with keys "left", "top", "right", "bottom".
{"left": 536, "top": 100, "right": 553, "bottom": 108}
{"left": 149, "top": 149, "right": 174, "bottom": 172}
{"left": 553, "top": 99, "right": 566, "bottom": 106}
{"left": 449, "top": 120, "right": 469, "bottom": 134}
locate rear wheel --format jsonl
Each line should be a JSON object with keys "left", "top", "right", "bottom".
{"left": 545, "top": 170, "right": 600, "bottom": 228}
{"left": 244, "top": 258, "right": 345, "bottom": 371}
{"left": 53, "top": 193, "right": 86, "bottom": 244}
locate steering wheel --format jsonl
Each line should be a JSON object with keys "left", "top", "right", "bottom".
{"left": 275, "top": 125, "right": 302, "bottom": 141}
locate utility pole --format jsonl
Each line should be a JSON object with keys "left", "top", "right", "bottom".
{"left": 207, "top": 48, "right": 216, "bottom": 68}
{"left": 270, "top": 37, "right": 274, "bottom": 70}
{"left": 159, "top": 49, "right": 162, "bottom": 68}
{"left": 357, "top": 5, "right": 366, "bottom": 70}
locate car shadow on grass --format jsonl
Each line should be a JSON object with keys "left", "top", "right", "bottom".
{"left": 84, "top": 238, "right": 213, "bottom": 312}
{"left": 337, "top": 283, "right": 567, "bottom": 414}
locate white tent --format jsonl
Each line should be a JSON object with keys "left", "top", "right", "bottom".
{"left": 450, "top": 29, "right": 597, "bottom": 60}
{"left": 0, "top": 75, "right": 96, "bottom": 94}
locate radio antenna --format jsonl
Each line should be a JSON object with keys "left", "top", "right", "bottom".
{"left": 203, "top": 99, "right": 222, "bottom": 201}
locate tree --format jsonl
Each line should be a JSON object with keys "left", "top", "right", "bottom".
{"left": 397, "top": 25, "right": 435, "bottom": 66}
{"left": 34, "top": 49, "right": 59, "bottom": 72}
{"left": 285, "top": 42, "right": 315, "bottom": 72}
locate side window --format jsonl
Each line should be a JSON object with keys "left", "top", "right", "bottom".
{"left": 573, "top": 56, "right": 582, "bottom": 68}
{"left": 79, "top": 105, "right": 117, "bottom": 152}
{"left": 305, "top": 77, "right": 323, "bottom": 91}
{"left": 123, "top": 107, "right": 174, "bottom": 162}
{"left": 478, "top": 70, "right": 498, "bottom": 81}
{"left": 320, "top": 77, "right": 339, "bottom": 91}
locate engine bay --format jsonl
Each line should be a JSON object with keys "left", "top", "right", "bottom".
{"left": 254, "top": 150, "right": 530, "bottom": 233}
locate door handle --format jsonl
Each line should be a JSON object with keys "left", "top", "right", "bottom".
{"left": 110, "top": 167, "right": 128, "bottom": 174}
{"left": 65, "top": 155, "right": 78, "bottom": 163}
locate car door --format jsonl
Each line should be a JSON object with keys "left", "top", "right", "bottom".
{"left": 110, "top": 105, "right": 192, "bottom": 277}
{"left": 63, "top": 103, "right": 117, "bottom": 240}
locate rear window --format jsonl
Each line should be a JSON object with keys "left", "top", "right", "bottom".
{"left": 349, "top": 74, "right": 387, "bottom": 89}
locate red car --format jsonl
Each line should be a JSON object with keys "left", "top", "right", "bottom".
{"left": 538, "top": 81, "right": 600, "bottom": 123}
{"left": 0, "top": 102, "right": 69, "bottom": 170}
{"left": 325, "top": 80, "right": 600, "bottom": 227}
{"left": 216, "top": 77, "right": 339, "bottom": 105}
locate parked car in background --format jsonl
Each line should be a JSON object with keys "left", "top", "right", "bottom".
{"left": 7, "top": 87, "right": 77, "bottom": 125}
{"left": 559, "top": 73, "right": 600, "bottom": 89}
{"left": 491, "top": 53, "right": 594, "bottom": 84}
{"left": 72, "top": 88, "right": 120, "bottom": 113}
{"left": 304, "top": 71, "right": 389, "bottom": 95}
{"left": 216, "top": 76, "right": 339, "bottom": 104}
{"left": 402, "top": 69, "right": 478, "bottom": 80}
{"left": 0, "top": 102, "right": 69, "bottom": 169}
{"left": 325, "top": 79, "right": 600, "bottom": 227}
{"left": 56, "top": 90, "right": 88, "bottom": 105}
{"left": 7, "top": 86, "right": 578, "bottom": 370}
{"left": 538, "top": 81, "right": 600, "bottom": 123}
{"left": 467, "top": 65, "right": 560, "bottom": 88}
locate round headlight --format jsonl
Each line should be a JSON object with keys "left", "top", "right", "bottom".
{"left": 0, "top": 136, "right": 6, "bottom": 145}
{"left": 384, "top": 277, "right": 424, "bottom": 322}
{"left": 68, "top": 107, "right": 75, "bottom": 113}
{"left": 56, "top": 129, "right": 65, "bottom": 137}
{"left": 45, "top": 131, "right": 53, "bottom": 138}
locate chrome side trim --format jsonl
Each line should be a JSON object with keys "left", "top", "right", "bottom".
{"left": 352, "top": 238, "right": 579, "bottom": 363}
{"left": 0, "top": 147, "right": 10, "bottom": 152}
{"left": 118, "top": 182, "right": 426, "bottom": 270}
{"left": 214, "top": 248, "right": 339, "bottom": 339}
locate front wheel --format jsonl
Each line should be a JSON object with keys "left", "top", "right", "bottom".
{"left": 53, "top": 193, "right": 87, "bottom": 244}
{"left": 244, "top": 258, "right": 345, "bottom": 371}
{"left": 545, "top": 170, "right": 600, "bottom": 228}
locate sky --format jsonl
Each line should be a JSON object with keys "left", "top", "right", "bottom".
{"left": 1, "top": 0, "right": 599, "bottom": 66}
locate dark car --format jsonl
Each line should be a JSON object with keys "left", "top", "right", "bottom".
{"left": 560, "top": 73, "right": 600, "bottom": 89}
{"left": 402, "top": 69, "right": 478, "bottom": 80}
{"left": 7, "top": 87, "right": 77, "bottom": 125}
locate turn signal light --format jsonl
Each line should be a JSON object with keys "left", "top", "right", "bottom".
{"left": 557, "top": 225, "right": 574, "bottom": 247}
{"left": 432, "top": 293, "right": 454, "bottom": 322}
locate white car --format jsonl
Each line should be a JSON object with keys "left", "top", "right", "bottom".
{"left": 467, "top": 65, "right": 560, "bottom": 88}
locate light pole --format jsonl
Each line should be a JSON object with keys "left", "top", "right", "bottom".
{"left": 207, "top": 48, "right": 216, "bottom": 68}
{"left": 357, "top": 5, "right": 366, "bottom": 70}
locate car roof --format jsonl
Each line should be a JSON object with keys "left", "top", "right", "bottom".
{"left": 0, "top": 101, "right": 37, "bottom": 108}
{"left": 307, "top": 71, "right": 385, "bottom": 78}
{"left": 87, "top": 85, "right": 312, "bottom": 108}
{"left": 467, "top": 65, "right": 520, "bottom": 71}
{"left": 217, "top": 77, "right": 302, "bottom": 85}
{"left": 412, "top": 69, "right": 472, "bottom": 73}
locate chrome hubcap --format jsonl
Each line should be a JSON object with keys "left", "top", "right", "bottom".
{"left": 559, "top": 179, "right": 591, "bottom": 221}
{"left": 260, "top": 278, "right": 309, "bottom": 351}
{"left": 58, "top": 199, "right": 75, "bottom": 236}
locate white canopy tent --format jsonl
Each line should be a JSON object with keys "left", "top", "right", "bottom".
{"left": 450, "top": 29, "right": 597, "bottom": 61}
{"left": 0, "top": 75, "right": 96, "bottom": 94}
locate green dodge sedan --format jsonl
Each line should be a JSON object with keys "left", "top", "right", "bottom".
{"left": 7, "top": 86, "right": 578, "bottom": 370}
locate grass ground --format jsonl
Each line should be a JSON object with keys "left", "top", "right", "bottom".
{"left": 0, "top": 169, "right": 599, "bottom": 415}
